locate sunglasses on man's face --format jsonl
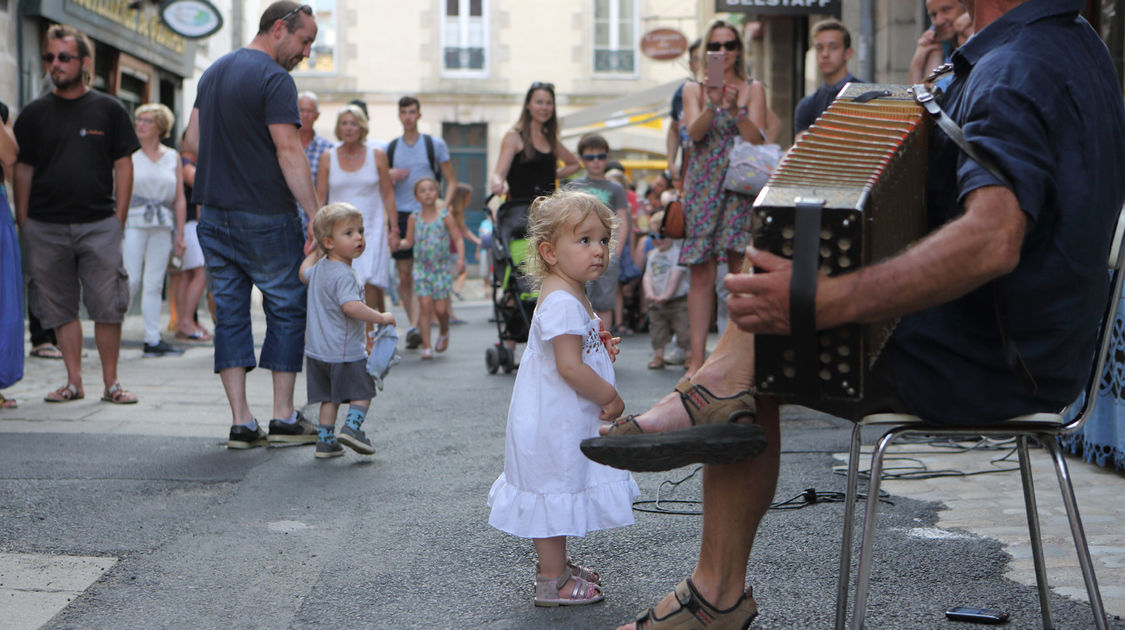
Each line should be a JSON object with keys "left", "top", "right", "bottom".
{"left": 581, "top": 153, "right": 608, "bottom": 162}
{"left": 706, "top": 41, "right": 739, "bottom": 52}
{"left": 41, "top": 52, "right": 81, "bottom": 64}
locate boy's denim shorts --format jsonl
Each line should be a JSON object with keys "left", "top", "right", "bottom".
{"left": 197, "top": 207, "right": 306, "bottom": 374}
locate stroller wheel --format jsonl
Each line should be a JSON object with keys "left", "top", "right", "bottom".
{"left": 500, "top": 345, "right": 516, "bottom": 373}
{"left": 486, "top": 346, "right": 500, "bottom": 375}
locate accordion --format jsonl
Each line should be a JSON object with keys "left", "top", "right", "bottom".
{"left": 752, "top": 83, "right": 931, "bottom": 404}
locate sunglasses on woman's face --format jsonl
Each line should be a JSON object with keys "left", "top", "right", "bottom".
{"left": 706, "top": 41, "right": 739, "bottom": 52}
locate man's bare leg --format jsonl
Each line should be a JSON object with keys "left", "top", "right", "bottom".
{"left": 93, "top": 322, "right": 122, "bottom": 391}
{"left": 55, "top": 319, "right": 84, "bottom": 395}
{"left": 272, "top": 371, "right": 296, "bottom": 421}
{"left": 219, "top": 366, "right": 254, "bottom": 425}
{"left": 396, "top": 258, "right": 416, "bottom": 328}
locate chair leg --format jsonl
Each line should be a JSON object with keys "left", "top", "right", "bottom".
{"left": 1042, "top": 437, "right": 1109, "bottom": 630}
{"left": 850, "top": 428, "right": 898, "bottom": 630}
{"left": 1017, "top": 436, "right": 1054, "bottom": 629}
{"left": 835, "top": 423, "right": 863, "bottom": 630}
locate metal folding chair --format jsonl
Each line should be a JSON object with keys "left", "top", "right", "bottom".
{"left": 834, "top": 208, "right": 1125, "bottom": 630}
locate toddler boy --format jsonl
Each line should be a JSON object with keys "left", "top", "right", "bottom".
{"left": 300, "top": 203, "right": 396, "bottom": 458}
{"left": 642, "top": 210, "right": 689, "bottom": 369}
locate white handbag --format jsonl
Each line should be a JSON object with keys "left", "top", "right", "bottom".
{"left": 723, "top": 130, "right": 781, "bottom": 197}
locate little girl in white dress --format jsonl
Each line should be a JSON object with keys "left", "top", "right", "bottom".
{"left": 488, "top": 190, "right": 639, "bottom": 607}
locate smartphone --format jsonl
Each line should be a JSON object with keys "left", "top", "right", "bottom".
{"left": 945, "top": 607, "right": 1009, "bottom": 624}
{"left": 705, "top": 51, "right": 724, "bottom": 88}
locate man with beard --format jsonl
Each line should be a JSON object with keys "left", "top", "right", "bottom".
{"left": 13, "top": 23, "right": 141, "bottom": 405}
{"left": 183, "top": 1, "right": 321, "bottom": 449}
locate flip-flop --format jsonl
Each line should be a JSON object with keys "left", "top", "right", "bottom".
{"left": 0, "top": 393, "right": 17, "bottom": 409}
{"left": 647, "top": 358, "right": 666, "bottom": 370}
{"left": 101, "top": 383, "right": 138, "bottom": 405}
{"left": 44, "top": 383, "right": 84, "bottom": 403}
{"left": 175, "top": 330, "right": 212, "bottom": 341}
{"left": 30, "top": 345, "right": 64, "bottom": 359}
{"left": 435, "top": 334, "right": 449, "bottom": 353}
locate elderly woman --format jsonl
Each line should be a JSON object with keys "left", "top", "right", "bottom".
{"left": 123, "top": 103, "right": 187, "bottom": 357}
{"left": 316, "top": 105, "right": 397, "bottom": 339}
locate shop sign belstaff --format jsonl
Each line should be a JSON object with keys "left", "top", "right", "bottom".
{"left": 715, "top": 0, "right": 841, "bottom": 17}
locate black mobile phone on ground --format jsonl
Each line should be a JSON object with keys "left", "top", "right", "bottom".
{"left": 945, "top": 606, "right": 1009, "bottom": 624}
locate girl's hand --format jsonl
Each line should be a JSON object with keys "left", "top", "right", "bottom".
{"left": 598, "top": 322, "right": 621, "bottom": 362}
{"left": 599, "top": 393, "right": 625, "bottom": 422}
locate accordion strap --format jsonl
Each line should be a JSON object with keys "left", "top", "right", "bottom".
{"left": 791, "top": 198, "right": 825, "bottom": 401}
{"left": 912, "top": 82, "right": 1039, "bottom": 396}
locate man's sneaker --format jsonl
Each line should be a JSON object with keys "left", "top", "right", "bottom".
{"left": 315, "top": 440, "right": 344, "bottom": 459}
{"left": 143, "top": 340, "right": 185, "bottom": 357}
{"left": 405, "top": 327, "right": 422, "bottom": 349}
{"left": 664, "top": 345, "right": 686, "bottom": 365}
{"left": 268, "top": 412, "right": 318, "bottom": 446}
{"left": 338, "top": 425, "right": 375, "bottom": 455}
{"left": 228, "top": 423, "right": 267, "bottom": 449}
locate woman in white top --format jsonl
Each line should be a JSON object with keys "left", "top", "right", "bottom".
{"left": 317, "top": 105, "right": 397, "bottom": 342}
{"left": 123, "top": 103, "right": 186, "bottom": 357}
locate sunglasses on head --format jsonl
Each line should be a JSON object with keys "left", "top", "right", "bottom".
{"left": 279, "top": 4, "right": 312, "bottom": 22}
{"left": 581, "top": 153, "right": 608, "bottom": 161}
{"left": 530, "top": 81, "right": 555, "bottom": 91}
{"left": 41, "top": 52, "right": 81, "bottom": 64}
{"left": 706, "top": 41, "right": 739, "bottom": 52}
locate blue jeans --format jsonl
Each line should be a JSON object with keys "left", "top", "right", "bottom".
{"left": 197, "top": 207, "right": 306, "bottom": 373}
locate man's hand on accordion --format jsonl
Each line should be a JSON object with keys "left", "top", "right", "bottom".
{"left": 726, "top": 246, "right": 803, "bottom": 336}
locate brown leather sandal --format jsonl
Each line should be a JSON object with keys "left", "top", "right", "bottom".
{"left": 580, "top": 382, "right": 766, "bottom": 472}
{"left": 533, "top": 570, "right": 604, "bottom": 607}
{"left": 632, "top": 578, "right": 757, "bottom": 629}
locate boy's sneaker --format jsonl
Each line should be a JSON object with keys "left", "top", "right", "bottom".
{"left": 268, "top": 412, "right": 318, "bottom": 445}
{"left": 143, "top": 340, "right": 185, "bottom": 357}
{"left": 338, "top": 425, "right": 375, "bottom": 455}
{"left": 664, "top": 346, "right": 686, "bottom": 365}
{"left": 315, "top": 439, "right": 344, "bottom": 459}
{"left": 405, "top": 327, "right": 422, "bottom": 349}
{"left": 228, "top": 423, "right": 267, "bottom": 450}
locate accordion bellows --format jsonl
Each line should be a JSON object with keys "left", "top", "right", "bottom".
{"left": 753, "top": 83, "right": 930, "bottom": 403}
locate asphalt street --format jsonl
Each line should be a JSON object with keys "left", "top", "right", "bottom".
{"left": 1, "top": 296, "right": 1122, "bottom": 629}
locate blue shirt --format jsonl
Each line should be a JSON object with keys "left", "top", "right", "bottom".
{"left": 793, "top": 72, "right": 860, "bottom": 135}
{"left": 889, "top": 0, "right": 1125, "bottom": 423}
{"left": 192, "top": 48, "right": 300, "bottom": 214}
{"left": 389, "top": 134, "right": 451, "bottom": 214}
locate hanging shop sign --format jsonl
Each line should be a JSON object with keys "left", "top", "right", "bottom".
{"left": 715, "top": 0, "right": 842, "bottom": 17}
{"left": 640, "top": 28, "right": 688, "bottom": 61}
{"left": 159, "top": 0, "right": 223, "bottom": 39}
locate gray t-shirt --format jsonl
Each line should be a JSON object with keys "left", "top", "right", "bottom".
{"left": 565, "top": 176, "right": 628, "bottom": 213}
{"left": 389, "top": 134, "right": 451, "bottom": 214}
{"left": 305, "top": 258, "right": 366, "bottom": 363}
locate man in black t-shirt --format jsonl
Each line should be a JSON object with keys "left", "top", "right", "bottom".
{"left": 183, "top": 1, "right": 322, "bottom": 450}
{"left": 13, "top": 23, "right": 141, "bottom": 406}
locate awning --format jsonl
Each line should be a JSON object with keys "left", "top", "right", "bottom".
{"left": 559, "top": 79, "right": 683, "bottom": 156}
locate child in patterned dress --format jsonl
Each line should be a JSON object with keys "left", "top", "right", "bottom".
{"left": 399, "top": 177, "right": 464, "bottom": 359}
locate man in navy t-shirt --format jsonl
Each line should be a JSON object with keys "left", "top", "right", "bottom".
{"left": 184, "top": 1, "right": 322, "bottom": 450}
{"left": 793, "top": 19, "right": 861, "bottom": 137}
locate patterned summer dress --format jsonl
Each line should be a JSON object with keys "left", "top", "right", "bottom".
{"left": 680, "top": 107, "right": 756, "bottom": 266}
{"left": 412, "top": 210, "right": 452, "bottom": 300}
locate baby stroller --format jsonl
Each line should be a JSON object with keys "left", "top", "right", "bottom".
{"left": 485, "top": 197, "right": 537, "bottom": 374}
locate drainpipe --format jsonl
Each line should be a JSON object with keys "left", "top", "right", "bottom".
{"left": 859, "top": 0, "right": 874, "bottom": 82}
{"left": 16, "top": 0, "right": 25, "bottom": 107}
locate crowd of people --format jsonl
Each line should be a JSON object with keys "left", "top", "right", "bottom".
{"left": 2, "top": 1, "right": 1124, "bottom": 628}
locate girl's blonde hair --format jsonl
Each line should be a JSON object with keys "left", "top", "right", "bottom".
{"left": 523, "top": 190, "right": 618, "bottom": 285}
{"left": 447, "top": 182, "right": 473, "bottom": 222}
{"left": 312, "top": 202, "right": 363, "bottom": 252}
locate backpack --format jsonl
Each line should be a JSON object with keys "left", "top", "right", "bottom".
{"left": 386, "top": 134, "right": 442, "bottom": 187}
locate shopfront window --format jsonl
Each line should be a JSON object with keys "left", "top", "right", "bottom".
{"left": 593, "top": 0, "right": 637, "bottom": 76}
{"left": 294, "top": 0, "right": 336, "bottom": 73}
{"left": 442, "top": 0, "right": 488, "bottom": 77}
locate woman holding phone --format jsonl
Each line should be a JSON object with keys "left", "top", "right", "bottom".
{"left": 678, "top": 19, "right": 767, "bottom": 377}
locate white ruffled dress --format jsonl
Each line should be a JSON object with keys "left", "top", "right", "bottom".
{"left": 488, "top": 291, "right": 639, "bottom": 538}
